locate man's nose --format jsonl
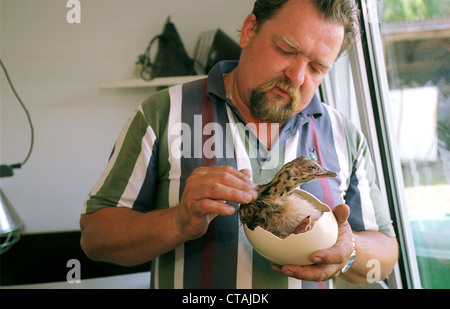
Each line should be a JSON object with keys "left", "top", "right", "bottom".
{"left": 284, "top": 60, "right": 306, "bottom": 87}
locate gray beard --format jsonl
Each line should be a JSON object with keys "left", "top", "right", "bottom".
{"left": 249, "top": 90, "right": 294, "bottom": 124}
{"left": 248, "top": 76, "right": 301, "bottom": 124}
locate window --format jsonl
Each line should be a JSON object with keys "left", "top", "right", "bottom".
{"left": 351, "top": 0, "right": 449, "bottom": 288}
{"left": 379, "top": 0, "right": 450, "bottom": 289}
{"left": 323, "top": 0, "right": 449, "bottom": 289}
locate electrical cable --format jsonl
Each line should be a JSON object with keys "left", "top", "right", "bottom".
{"left": 0, "top": 58, "right": 34, "bottom": 172}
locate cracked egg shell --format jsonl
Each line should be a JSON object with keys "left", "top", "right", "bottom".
{"left": 243, "top": 190, "right": 338, "bottom": 266}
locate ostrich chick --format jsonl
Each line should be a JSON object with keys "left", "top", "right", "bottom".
{"left": 238, "top": 156, "right": 338, "bottom": 239}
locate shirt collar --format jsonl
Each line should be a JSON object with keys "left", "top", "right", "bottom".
{"left": 207, "top": 60, "right": 237, "bottom": 102}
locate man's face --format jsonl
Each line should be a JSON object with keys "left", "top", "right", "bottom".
{"left": 236, "top": 0, "right": 345, "bottom": 123}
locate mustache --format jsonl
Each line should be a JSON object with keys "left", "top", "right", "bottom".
{"left": 249, "top": 76, "right": 302, "bottom": 124}
{"left": 257, "top": 76, "right": 301, "bottom": 104}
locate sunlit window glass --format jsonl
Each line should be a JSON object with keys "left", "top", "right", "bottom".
{"left": 380, "top": 0, "right": 450, "bottom": 289}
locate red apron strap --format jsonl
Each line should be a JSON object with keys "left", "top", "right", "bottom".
{"left": 310, "top": 115, "right": 335, "bottom": 209}
{"left": 200, "top": 78, "right": 215, "bottom": 288}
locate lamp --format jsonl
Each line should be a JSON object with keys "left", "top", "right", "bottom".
{"left": 1, "top": 58, "right": 31, "bottom": 254}
{"left": 0, "top": 189, "right": 24, "bottom": 254}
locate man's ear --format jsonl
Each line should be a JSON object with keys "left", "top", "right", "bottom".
{"left": 240, "top": 14, "right": 258, "bottom": 49}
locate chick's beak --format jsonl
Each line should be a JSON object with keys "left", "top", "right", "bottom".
{"left": 317, "top": 169, "right": 338, "bottom": 178}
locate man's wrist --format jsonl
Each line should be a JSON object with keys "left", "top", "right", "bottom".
{"left": 341, "top": 234, "right": 356, "bottom": 273}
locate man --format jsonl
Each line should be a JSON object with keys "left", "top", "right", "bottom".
{"left": 80, "top": 0, "right": 398, "bottom": 288}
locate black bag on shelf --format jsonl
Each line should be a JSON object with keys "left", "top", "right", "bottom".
{"left": 193, "top": 29, "right": 241, "bottom": 74}
{"left": 138, "top": 16, "right": 195, "bottom": 80}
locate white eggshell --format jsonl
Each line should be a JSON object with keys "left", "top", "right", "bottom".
{"left": 243, "top": 189, "right": 338, "bottom": 266}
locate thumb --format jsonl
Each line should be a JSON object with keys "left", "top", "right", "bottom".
{"left": 333, "top": 204, "right": 350, "bottom": 226}
{"left": 309, "top": 204, "right": 352, "bottom": 265}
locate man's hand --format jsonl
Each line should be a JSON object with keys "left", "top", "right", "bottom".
{"left": 175, "top": 166, "right": 257, "bottom": 240}
{"left": 80, "top": 166, "right": 257, "bottom": 266}
{"left": 270, "top": 204, "right": 354, "bottom": 281}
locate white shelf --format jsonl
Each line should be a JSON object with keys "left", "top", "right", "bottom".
{"left": 1, "top": 272, "right": 151, "bottom": 289}
{"left": 99, "top": 75, "right": 207, "bottom": 89}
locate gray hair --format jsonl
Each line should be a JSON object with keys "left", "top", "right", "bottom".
{"left": 251, "top": 0, "right": 360, "bottom": 57}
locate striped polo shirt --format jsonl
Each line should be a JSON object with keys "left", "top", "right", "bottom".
{"left": 83, "top": 61, "right": 395, "bottom": 289}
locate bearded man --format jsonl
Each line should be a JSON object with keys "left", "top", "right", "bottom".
{"left": 80, "top": 0, "right": 398, "bottom": 289}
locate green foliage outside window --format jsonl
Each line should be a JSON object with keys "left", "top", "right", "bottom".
{"left": 383, "top": 0, "right": 450, "bottom": 22}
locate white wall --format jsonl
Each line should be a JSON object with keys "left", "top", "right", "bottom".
{"left": 0, "top": 0, "right": 253, "bottom": 233}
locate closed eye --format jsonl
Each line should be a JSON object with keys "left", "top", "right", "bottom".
{"left": 274, "top": 43, "right": 296, "bottom": 56}
{"left": 310, "top": 65, "right": 322, "bottom": 74}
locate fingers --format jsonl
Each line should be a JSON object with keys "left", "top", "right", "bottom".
{"left": 270, "top": 262, "right": 342, "bottom": 282}
{"left": 270, "top": 204, "right": 354, "bottom": 281}
{"left": 309, "top": 204, "right": 353, "bottom": 265}
{"left": 176, "top": 166, "right": 257, "bottom": 240}
{"left": 239, "top": 168, "right": 253, "bottom": 180}
{"left": 190, "top": 199, "right": 236, "bottom": 218}
{"left": 190, "top": 180, "right": 256, "bottom": 205}
{"left": 186, "top": 166, "right": 257, "bottom": 205}
{"left": 180, "top": 165, "right": 257, "bottom": 221}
